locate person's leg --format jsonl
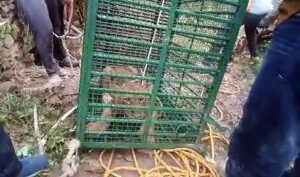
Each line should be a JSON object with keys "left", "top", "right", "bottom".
{"left": 226, "top": 13, "right": 300, "bottom": 177}
{"left": 35, "top": 29, "right": 59, "bottom": 76}
{"left": 45, "top": 0, "right": 79, "bottom": 67}
{"left": 288, "top": 155, "right": 300, "bottom": 177}
{"left": 280, "top": 154, "right": 300, "bottom": 177}
{"left": 15, "top": 0, "right": 59, "bottom": 76}
{"left": 0, "top": 125, "right": 22, "bottom": 176}
{"left": 0, "top": 125, "right": 49, "bottom": 177}
{"left": 44, "top": 0, "right": 67, "bottom": 61}
{"left": 244, "top": 12, "right": 267, "bottom": 58}
{"left": 33, "top": 48, "right": 43, "bottom": 66}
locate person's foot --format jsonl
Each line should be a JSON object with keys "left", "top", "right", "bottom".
{"left": 59, "top": 57, "right": 79, "bottom": 67}
{"left": 58, "top": 67, "right": 70, "bottom": 77}
{"left": 34, "top": 66, "right": 69, "bottom": 77}
{"left": 19, "top": 156, "right": 49, "bottom": 177}
{"left": 48, "top": 73, "right": 63, "bottom": 87}
{"left": 251, "top": 56, "right": 260, "bottom": 62}
{"left": 249, "top": 56, "right": 261, "bottom": 66}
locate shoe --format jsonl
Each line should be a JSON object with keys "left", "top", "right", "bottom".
{"left": 249, "top": 56, "right": 261, "bottom": 66}
{"left": 35, "top": 66, "right": 68, "bottom": 78}
{"left": 48, "top": 73, "right": 63, "bottom": 87}
{"left": 59, "top": 57, "right": 79, "bottom": 68}
{"left": 58, "top": 67, "right": 70, "bottom": 77}
{"left": 251, "top": 56, "right": 260, "bottom": 62}
{"left": 19, "top": 156, "right": 49, "bottom": 177}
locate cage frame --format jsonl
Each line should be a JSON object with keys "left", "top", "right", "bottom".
{"left": 77, "top": 0, "right": 248, "bottom": 149}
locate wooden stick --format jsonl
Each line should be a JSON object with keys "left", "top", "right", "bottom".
{"left": 0, "top": 20, "right": 8, "bottom": 27}
{"left": 49, "top": 105, "right": 78, "bottom": 134}
{"left": 33, "top": 105, "right": 44, "bottom": 155}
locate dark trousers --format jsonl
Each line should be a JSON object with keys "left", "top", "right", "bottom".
{"left": 226, "top": 13, "right": 300, "bottom": 177}
{"left": 0, "top": 125, "right": 22, "bottom": 177}
{"left": 15, "top": 0, "right": 67, "bottom": 76}
{"left": 244, "top": 12, "right": 267, "bottom": 58}
{"left": 44, "top": 0, "right": 67, "bottom": 63}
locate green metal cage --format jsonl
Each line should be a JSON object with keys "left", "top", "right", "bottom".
{"left": 77, "top": 0, "right": 248, "bottom": 149}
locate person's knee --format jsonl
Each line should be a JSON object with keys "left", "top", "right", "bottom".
{"left": 35, "top": 30, "right": 54, "bottom": 62}
{"left": 36, "top": 30, "right": 53, "bottom": 46}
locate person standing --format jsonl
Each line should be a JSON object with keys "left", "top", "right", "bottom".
{"left": 14, "top": 0, "right": 78, "bottom": 87}
{"left": 215, "top": 1, "right": 300, "bottom": 177}
{"left": 245, "top": 0, "right": 274, "bottom": 59}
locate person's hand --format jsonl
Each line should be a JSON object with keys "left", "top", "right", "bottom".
{"left": 258, "top": 16, "right": 274, "bottom": 28}
{"left": 258, "top": 9, "right": 279, "bottom": 28}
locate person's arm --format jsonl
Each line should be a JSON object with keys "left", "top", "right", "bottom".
{"left": 258, "top": 8, "right": 280, "bottom": 28}
{"left": 0, "top": 125, "right": 22, "bottom": 177}
{"left": 64, "top": 0, "right": 73, "bottom": 33}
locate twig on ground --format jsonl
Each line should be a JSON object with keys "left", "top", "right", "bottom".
{"left": 0, "top": 20, "right": 8, "bottom": 27}
{"left": 33, "top": 105, "right": 45, "bottom": 155}
{"left": 49, "top": 105, "right": 78, "bottom": 134}
{"left": 38, "top": 106, "right": 77, "bottom": 157}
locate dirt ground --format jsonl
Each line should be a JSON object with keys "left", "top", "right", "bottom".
{"left": 215, "top": 57, "right": 256, "bottom": 128}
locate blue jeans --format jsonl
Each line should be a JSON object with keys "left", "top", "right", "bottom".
{"left": 0, "top": 126, "right": 21, "bottom": 177}
{"left": 226, "top": 13, "right": 300, "bottom": 177}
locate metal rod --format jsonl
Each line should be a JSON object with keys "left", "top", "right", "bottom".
{"left": 143, "top": 0, "right": 166, "bottom": 78}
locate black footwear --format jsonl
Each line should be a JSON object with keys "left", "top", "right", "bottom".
{"left": 59, "top": 57, "right": 79, "bottom": 67}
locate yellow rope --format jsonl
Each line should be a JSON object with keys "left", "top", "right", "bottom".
{"left": 213, "top": 104, "right": 224, "bottom": 121}
{"left": 207, "top": 124, "right": 215, "bottom": 161}
{"left": 132, "top": 148, "right": 144, "bottom": 177}
{"left": 98, "top": 127, "right": 228, "bottom": 177}
{"left": 220, "top": 82, "right": 240, "bottom": 95}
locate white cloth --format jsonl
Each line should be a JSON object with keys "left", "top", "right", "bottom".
{"left": 247, "top": 0, "right": 274, "bottom": 15}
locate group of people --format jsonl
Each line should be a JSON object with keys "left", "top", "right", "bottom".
{"left": 1, "top": 0, "right": 300, "bottom": 176}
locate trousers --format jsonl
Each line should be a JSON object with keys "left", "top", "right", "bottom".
{"left": 226, "top": 13, "right": 300, "bottom": 177}
{"left": 0, "top": 125, "right": 21, "bottom": 177}
{"left": 15, "top": 0, "right": 67, "bottom": 75}
{"left": 244, "top": 12, "right": 268, "bottom": 58}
